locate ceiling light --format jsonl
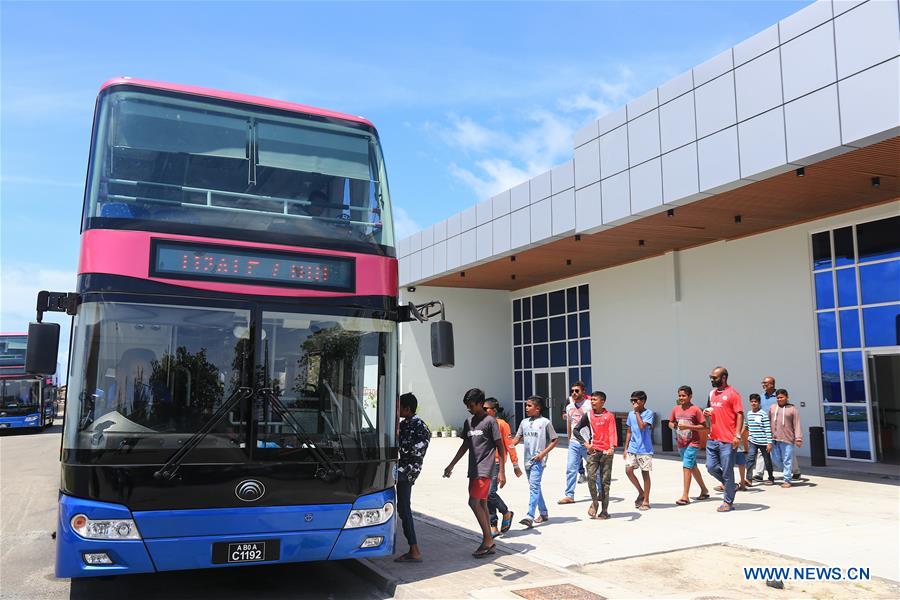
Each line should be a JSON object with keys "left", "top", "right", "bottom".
{"left": 872, "top": 176, "right": 880, "bottom": 188}
{"left": 796, "top": 167, "right": 805, "bottom": 177}
{"left": 667, "top": 209, "right": 675, "bottom": 217}
{"left": 734, "top": 215, "right": 742, "bottom": 224}
{"left": 638, "top": 240, "right": 645, "bottom": 247}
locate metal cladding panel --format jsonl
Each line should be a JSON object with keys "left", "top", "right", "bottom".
{"left": 781, "top": 22, "right": 838, "bottom": 102}
{"left": 738, "top": 107, "right": 788, "bottom": 179}
{"left": 834, "top": 0, "right": 900, "bottom": 79}
{"left": 779, "top": 0, "right": 833, "bottom": 42}
{"left": 785, "top": 85, "right": 843, "bottom": 163}
{"left": 838, "top": 57, "right": 900, "bottom": 146}
{"left": 735, "top": 49, "right": 784, "bottom": 122}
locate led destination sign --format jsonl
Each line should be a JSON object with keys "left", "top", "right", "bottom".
{"left": 151, "top": 240, "right": 355, "bottom": 291}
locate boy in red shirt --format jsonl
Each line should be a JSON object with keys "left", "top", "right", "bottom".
{"left": 572, "top": 391, "right": 617, "bottom": 520}
{"left": 669, "top": 385, "right": 710, "bottom": 505}
{"left": 703, "top": 366, "right": 744, "bottom": 513}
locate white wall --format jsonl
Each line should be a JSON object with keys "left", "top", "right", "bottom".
{"left": 399, "top": 286, "right": 512, "bottom": 432}
{"left": 398, "top": 201, "right": 899, "bottom": 456}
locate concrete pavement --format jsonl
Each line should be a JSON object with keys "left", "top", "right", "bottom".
{"left": 387, "top": 437, "right": 900, "bottom": 596}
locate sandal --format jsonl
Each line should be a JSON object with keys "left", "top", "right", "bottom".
{"left": 716, "top": 503, "right": 734, "bottom": 513}
{"left": 696, "top": 492, "right": 711, "bottom": 500}
{"left": 519, "top": 517, "right": 534, "bottom": 529}
{"left": 472, "top": 544, "right": 496, "bottom": 558}
{"left": 588, "top": 502, "right": 598, "bottom": 518}
{"left": 675, "top": 499, "right": 690, "bottom": 506}
{"left": 638, "top": 503, "right": 651, "bottom": 511}
{"left": 500, "top": 511, "right": 514, "bottom": 533}
{"left": 714, "top": 485, "right": 724, "bottom": 492}
{"left": 394, "top": 553, "right": 423, "bottom": 563}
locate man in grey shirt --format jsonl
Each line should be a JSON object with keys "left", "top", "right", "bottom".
{"left": 444, "top": 388, "right": 506, "bottom": 557}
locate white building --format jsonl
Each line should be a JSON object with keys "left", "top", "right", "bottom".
{"left": 397, "top": 0, "right": 900, "bottom": 464}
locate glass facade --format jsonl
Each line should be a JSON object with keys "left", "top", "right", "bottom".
{"left": 811, "top": 215, "right": 900, "bottom": 460}
{"left": 512, "top": 285, "right": 591, "bottom": 425}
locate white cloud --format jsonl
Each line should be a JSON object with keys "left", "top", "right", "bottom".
{"left": 427, "top": 67, "right": 644, "bottom": 200}
{"left": 392, "top": 205, "right": 421, "bottom": 240}
{"left": 425, "top": 68, "right": 636, "bottom": 198}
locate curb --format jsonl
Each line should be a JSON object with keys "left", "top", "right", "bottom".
{"left": 345, "top": 557, "right": 398, "bottom": 597}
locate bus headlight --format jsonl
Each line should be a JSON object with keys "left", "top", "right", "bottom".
{"left": 70, "top": 514, "right": 141, "bottom": 540}
{"left": 343, "top": 502, "right": 394, "bottom": 529}
{"left": 25, "top": 414, "right": 39, "bottom": 422}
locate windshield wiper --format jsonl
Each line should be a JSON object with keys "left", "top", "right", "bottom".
{"left": 257, "top": 388, "right": 342, "bottom": 483}
{"left": 153, "top": 386, "right": 253, "bottom": 481}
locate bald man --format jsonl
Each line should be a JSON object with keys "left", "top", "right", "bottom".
{"left": 758, "top": 375, "right": 800, "bottom": 481}
{"left": 703, "top": 366, "right": 744, "bottom": 512}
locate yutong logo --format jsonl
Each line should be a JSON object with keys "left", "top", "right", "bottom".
{"left": 235, "top": 480, "right": 266, "bottom": 502}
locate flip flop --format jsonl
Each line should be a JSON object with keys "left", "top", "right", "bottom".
{"left": 696, "top": 493, "right": 711, "bottom": 500}
{"left": 716, "top": 503, "right": 734, "bottom": 513}
{"left": 519, "top": 517, "right": 534, "bottom": 529}
{"left": 500, "top": 511, "right": 514, "bottom": 533}
{"left": 675, "top": 499, "right": 690, "bottom": 506}
{"left": 472, "top": 544, "right": 496, "bottom": 558}
{"left": 638, "top": 504, "right": 651, "bottom": 511}
{"left": 394, "top": 554, "right": 423, "bottom": 563}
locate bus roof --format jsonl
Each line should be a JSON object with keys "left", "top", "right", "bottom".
{"left": 100, "top": 78, "right": 376, "bottom": 129}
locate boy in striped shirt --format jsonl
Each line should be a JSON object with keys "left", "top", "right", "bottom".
{"left": 746, "top": 394, "right": 775, "bottom": 486}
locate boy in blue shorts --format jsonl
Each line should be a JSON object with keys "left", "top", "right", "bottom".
{"left": 669, "top": 385, "right": 710, "bottom": 505}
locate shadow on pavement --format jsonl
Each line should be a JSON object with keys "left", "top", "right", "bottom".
{"left": 0, "top": 423, "right": 63, "bottom": 436}
{"left": 68, "top": 560, "right": 385, "bottom": 600}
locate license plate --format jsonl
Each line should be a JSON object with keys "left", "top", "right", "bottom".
{"left": 212, "top": 539, "right": 280, "bottom": 564}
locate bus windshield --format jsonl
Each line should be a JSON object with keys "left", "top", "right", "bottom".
{"left": 1, "top": 380, "right": 39, "bottom": 410}
{"left": 84, "top": 89, "right": 394, "bottom": 250}
{"left": 63, "top": 300, "right": 396, "bottom": 461}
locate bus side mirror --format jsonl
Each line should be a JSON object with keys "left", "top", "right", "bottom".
{"left": 430, "top": 320, "right": 454, "bottom": 368}
{"left": 26, "top": 322, "right": 60, "bottom": 375}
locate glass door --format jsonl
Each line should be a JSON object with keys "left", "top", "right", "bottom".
{"left": 533, "top": 369, "right": 568, "bottom": 434}
{"left": 866, "top": 351, "right": 900, "bottom": 464}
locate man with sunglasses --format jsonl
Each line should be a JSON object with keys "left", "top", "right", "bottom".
{"left": 559, "top": 381, "right": 589, "bottom": 504}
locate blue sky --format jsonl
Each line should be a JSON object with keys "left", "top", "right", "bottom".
{"left": 1, "top": 1, "right": 810, "bottom": 372}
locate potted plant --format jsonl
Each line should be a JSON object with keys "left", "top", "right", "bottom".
{"left": 449, "top": 425, "right": 458, "bottom": 438}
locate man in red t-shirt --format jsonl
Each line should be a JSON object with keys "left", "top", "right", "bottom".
{"left": 703, "top": 366, "right": 744, "bottom": 512}
{"left": 669, "top": 385, "right": 710, "bottom": 506}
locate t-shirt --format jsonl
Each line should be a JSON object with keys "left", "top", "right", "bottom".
{"left": 626, "top": 409, "right": 654, "bottom": 455}
{"left": 463, "top": 414, "right": 502, "bottom": 479}
{"left": 515, "top": 416, "right": 558, "bottom": 466}
{"left": 573, "top": 409, "right": 617, "bottom": 451}
{"left": 708, "top": 386, "right": 744, "bottom": 442}
{"left": 495, "top": 418, "right": 518, "bottom": 464}
{"left": 565, "top": 399, "right": 590, "bottom": 439}
{"left": 669, "top": 403, "right": 704, "bottom": 449}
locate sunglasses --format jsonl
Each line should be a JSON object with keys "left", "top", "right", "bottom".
{"left": 570, "top": 389, "right": 582, "bottom": 393}
{"left": 630, "top": 399, "right": 640, "bottom": 403}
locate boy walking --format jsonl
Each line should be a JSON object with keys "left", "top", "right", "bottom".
{"left": 443, "top": 388, "right": 506, "bottom": 557}
{"left": 769, "top": 389, "right": 802, "bottom": 488}
{"left": 668, "top": 385, "right": 710, "bottom": 505}
{"left": 572, "top": 391, "right": 616, "bottom": 519}
{"left": 560, "top": 381, "right": 589, "bottom": 504}
{"left": 510, "top": 395, "right": 559, "bottom": 528}
{"left": 746, "top": 393, "right": 775, "bottom": 486}
{"left": 484, "top": 398, "right": 522, "bottom": 537}
{"left": 623, "top": 391, "right": 654, "bottom": 511}
{"left": 395, "top": 393, "right": 430, "bottom": 562}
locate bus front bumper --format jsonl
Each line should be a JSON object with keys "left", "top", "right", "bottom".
{"left": 56, "top": 489, "right": 396, "bottom": 579}
{"left": 0, "top": 413, "right": 40, "bottom": 429}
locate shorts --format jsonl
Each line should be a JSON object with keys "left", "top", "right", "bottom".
{"left": 468, "top": 476, "right": 491, "bottom": 500}
{"left": 624, "top": 453, "right": 653, "bottom": 471}
{"left": 735, "top": 451, "right": 747, "bottom": 466}
{"left": 678, "top": 446, "right": 699, "bottom": 469}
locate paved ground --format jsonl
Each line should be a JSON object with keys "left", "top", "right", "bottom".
{"left": 0, "top": 425, "right": 383, "bottom": 600}
{"left": 385, "top": 437, "right": 900, "bottom": 597}
{"left": 3, "top": 427, "right": 898, "bottom": 599}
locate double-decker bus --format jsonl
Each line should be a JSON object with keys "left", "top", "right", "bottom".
{"left": 1, "top": 333, "right": 57, "bottom": 429}
{"left": 26, "top": 78, "right": 452, "bottom": 579}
